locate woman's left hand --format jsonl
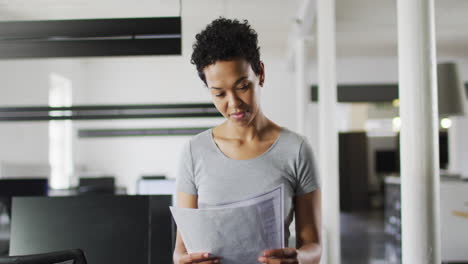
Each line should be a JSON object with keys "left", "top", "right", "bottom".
{"left": 258, "top": 248, "right": 298, "bottom": 264}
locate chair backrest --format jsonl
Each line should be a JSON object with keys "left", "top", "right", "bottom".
{"left": 10, "top": 195, "right": 173, "bottom": 264}
{"left": 0, "top": 178, "right": 48, "bottom": 217}
{"left": 0, "top": 249, "right": 87, "bottom": 264}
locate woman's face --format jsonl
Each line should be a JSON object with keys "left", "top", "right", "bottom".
{"left": 203, "top": 59, "right": 264, "bottom": 126}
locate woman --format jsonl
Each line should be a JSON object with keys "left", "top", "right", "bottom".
{"left": 174, "top": 18, "right": 322, "bottom": 264}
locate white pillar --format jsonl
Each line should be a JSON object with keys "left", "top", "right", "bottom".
{"left": 397, "top": 0, "right": 441, "bottom": 263}
{"left": 295, "top": 38, "right": 308, "bottom": 134}
{"left": 49, "top": 73, "right": 76, "bottom": 189}
{"left": 317, "top": 0, "right": 340, "bottom": 263}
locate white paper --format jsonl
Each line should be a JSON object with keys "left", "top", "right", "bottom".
{"left": 170, "top": 185, "right": 284, "bottom": 264}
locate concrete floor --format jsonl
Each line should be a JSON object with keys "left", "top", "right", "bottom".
{"left": 340, "top": 210, "right": 399, "bottom": 264}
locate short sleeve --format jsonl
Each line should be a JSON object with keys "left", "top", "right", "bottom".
{"left": 295, "top": 138, "right": 320, "bottom": 196}
{"left": 175, "top": 140, "right": 198, "bottom": 195}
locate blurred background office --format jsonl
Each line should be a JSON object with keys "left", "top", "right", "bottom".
{"left": 0, "top": 0, "right": 467, "bottom": 264}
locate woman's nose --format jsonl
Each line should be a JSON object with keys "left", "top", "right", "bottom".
{"left": 227, "top": 93, "right": 242, "bottom": 108}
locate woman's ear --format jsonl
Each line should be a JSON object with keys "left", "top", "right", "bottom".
{"left": 259, "top": 61, "right": 265, "bottom": 87}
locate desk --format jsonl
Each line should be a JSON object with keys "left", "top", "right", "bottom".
{"left": 385, "top": 176, "right": 468, "bottom": 263}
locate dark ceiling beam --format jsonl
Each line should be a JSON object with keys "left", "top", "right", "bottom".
{"left": 0, "top": 17, "right": 181, "bottom": 58}
{"left": 0, "top": 103, "right": 221, "bottom": 121}
{"left": 0, "top": 17, "right": 181, "bottom": 38}
{"left": 311, "top": 83, "right": 468, "bottom": 102}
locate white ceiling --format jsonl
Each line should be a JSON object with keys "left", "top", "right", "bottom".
{"left": 0, "top": 0, "right": 467, "bottom": 58}
{"left": 335, "top": 0, "right": 468, "bottom": 57}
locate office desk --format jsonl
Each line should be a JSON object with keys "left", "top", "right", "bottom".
{"left": 385, "top": 176, "right": 468, "bottom": 263}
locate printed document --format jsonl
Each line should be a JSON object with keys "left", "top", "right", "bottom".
{"left": 170, "top": 185, "right": 284, "bottom": 264}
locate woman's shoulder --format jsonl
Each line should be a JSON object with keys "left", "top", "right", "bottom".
{"left": 191, "top": 128, "right": 212, "bottom": 142}
{"left": 185, "top": 128, "right": 215, "bottom": 153}
{"left": 278, "top": 127, "right": 309, "bottom": 147}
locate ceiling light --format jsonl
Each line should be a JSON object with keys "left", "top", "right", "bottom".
{"left": 440, "top": 118, "right": 452, "bottom": 129}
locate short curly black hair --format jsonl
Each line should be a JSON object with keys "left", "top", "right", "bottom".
{"left": 191, "top": 17, "right": 261, "bottom": 84}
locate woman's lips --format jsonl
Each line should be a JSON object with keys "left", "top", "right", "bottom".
{"left": 231, "top": 112, "right": 246, "bottom": 120}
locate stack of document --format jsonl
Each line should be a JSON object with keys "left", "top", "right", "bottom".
{"left": 170, "top": 185, "right": 285, "bottom": 264}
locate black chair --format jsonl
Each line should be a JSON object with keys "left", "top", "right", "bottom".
{"left": 0, "top": 249, "right": 87, "bottom": 264}
{"left": 10, "top": 196, "right": 173, "bottom": 264}
{"left": 0, "top": 179, "right": 48, "bottom": 217}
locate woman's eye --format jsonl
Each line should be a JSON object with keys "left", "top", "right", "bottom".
{"left": 238, "top": 85, "right": 249, "bottom": 90}
{"left": 215, "top": 93, "right": 225, "bottom": 97}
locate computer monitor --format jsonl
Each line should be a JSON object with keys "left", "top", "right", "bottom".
{"left": 0, "top": 178, "right": 48, "bottom": 216}
{"left": 78, "top": 177, "right": 115, "bottom": 195}
{"left": 439, "top": 131, "right": 449, "bottom": 169}
{"left": 137, "top": 178, "right": 176, "bottom": 206}
{"left": 10, "top": 195, "right": 173, "bottom": 264}
{"left": 137, "top": 178, "right": 175, "bottom": 196}
{"left": 375, "top": 150, "right": 398, "bottom": 174}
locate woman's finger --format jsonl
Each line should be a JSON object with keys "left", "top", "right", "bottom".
{"left": 258, "top": 256, "right": 298, "bottom": 264}
{"left": 262, "top": 248, "right": 283, "bottom": 258}
{"left": 282, "top": 248, "right": 298, "bottom": 258}
{"left": 196, "top": 259, "right": 220, "bottom": 264}
{"left": 277, "top": 258, "right": 299, "bottom": 264}
{"left": 262, "top": 248, "right": 297, "bottom": 258}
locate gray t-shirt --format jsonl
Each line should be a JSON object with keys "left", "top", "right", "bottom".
{"left": 176, "top": 127, "right": 320, "bottom": 243}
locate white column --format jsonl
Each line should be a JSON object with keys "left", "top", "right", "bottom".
{"left": 295, "top": 38, "right": 307, "bottom": 134}
{"left": 317, "top": 0, "right": 340, "bottom": 263}
{"left": 397, "top": 0, "right": 441, "bottom": 263}
{"left": 49, "top": 73, "right": 76, "bottom": 189}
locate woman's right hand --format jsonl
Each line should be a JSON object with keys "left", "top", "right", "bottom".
{"left": 174, "top": 194, "right": 219, "bottom": 263}
{"left": 174, "top": 252, "right": 220, "bottom": 264}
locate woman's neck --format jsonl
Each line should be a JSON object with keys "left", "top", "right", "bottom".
{"left": 221, "top": 112, "right": 274, "bottom": 141}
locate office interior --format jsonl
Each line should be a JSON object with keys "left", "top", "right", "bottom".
{"left": 0, "top": 0, "right": 467, "bottom": 264}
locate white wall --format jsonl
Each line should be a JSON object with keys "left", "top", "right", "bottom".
{"left": 0, "top": 53, "right": 298, "bottom": 193}
{"left": 0, "top": 59, "right": 86, "bottom": 167}
{"left": 450, "top": 116, "right": 468, "bottom": 178}
{"left": 446, "top": 59, "right": 468, "bottom": 178}
{"left": 75, "top": 55, "right": 216, "bottom": 193}
{"left": 2, "top": 53, "right": 467, "bottom": 191}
